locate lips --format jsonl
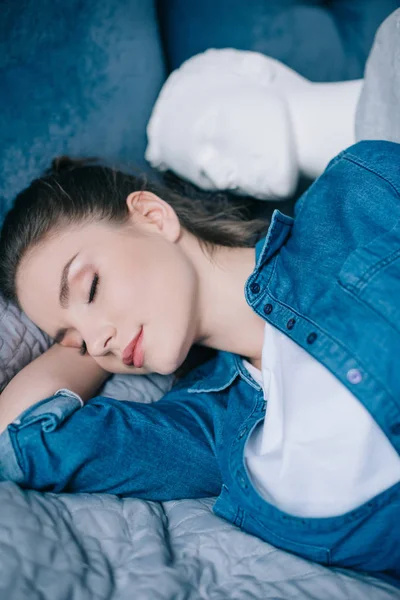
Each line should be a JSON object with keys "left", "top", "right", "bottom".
{"left": 122, "top": 327, "right": 143, "bottom": 366}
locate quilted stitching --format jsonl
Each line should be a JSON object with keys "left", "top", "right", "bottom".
{"left": 0, "top": 297, "right": 52, "bottom": 392}
{"left": 0, "top": 483, "right": 398, "bottom": 599}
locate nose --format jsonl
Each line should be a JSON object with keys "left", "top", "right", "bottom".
{"left": 85, "top": 324, "right": 116, "bottom": 357}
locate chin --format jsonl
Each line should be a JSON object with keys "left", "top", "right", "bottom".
{"left": 155, "top": 360, "right": 181, "bottom": 377}
{"left": 155, "top": 343, "right": 191, "bottom": 376}
{"left": 116, "top": 364, "right": 133, "bottom": 375}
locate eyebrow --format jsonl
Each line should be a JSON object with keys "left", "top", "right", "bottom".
{"left": 54, "top": 252, "right": 79, "bottom": 343}
{"left": 59, "top": 253, "right": 79, "bottom": 309}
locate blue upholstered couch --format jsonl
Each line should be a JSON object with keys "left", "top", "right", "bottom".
{"left": 1, "top": 0, "right": 399, "bottom": 225}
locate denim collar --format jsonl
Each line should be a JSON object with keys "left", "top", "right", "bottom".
{"left": 188, "top": 210, "right": 293, "bottom": 395}
{"left": 188, "top": 350, "right": 262, "bottom": 393}
{"left": 254, "top": 209, "right": 294, "bottom": 269}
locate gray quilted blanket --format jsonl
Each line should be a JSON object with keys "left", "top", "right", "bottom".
{"left": 0, "top": 298, "right": 399, "bottom": 599}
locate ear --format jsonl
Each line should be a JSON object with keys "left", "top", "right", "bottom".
{"left": 126, "top": 191, "right": 182, "bottom": 242}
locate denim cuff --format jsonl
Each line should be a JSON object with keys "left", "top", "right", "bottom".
{"left": 0, "top": 389, "right": 83, "bottom": 483}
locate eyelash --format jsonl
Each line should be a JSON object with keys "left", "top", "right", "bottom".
{"left": 79, "top": 273, "right": 99, "bottom": 356}
{"left": 88, "top": 273, "right": 99, "bottom": 304}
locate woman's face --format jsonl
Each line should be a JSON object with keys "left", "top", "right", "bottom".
{"left": 16, "top": 192, "right": 199, "bottom": 375}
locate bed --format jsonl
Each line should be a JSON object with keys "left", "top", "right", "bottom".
{"left": 0, "top": 298, "right": 399, "bottom": 599}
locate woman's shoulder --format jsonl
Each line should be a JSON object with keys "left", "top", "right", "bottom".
{"left": 331, "top": 140, "right": 400, "bottom": 194}
{"left": 294, "top": 140, "right": 400, "bottom": 224}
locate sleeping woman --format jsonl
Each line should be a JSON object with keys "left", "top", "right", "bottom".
{"left": 0, "top": 140, "right": 399, "bottom": 583}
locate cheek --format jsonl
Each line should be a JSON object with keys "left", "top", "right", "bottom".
{"left": 94, "top": 355, "right": 119, "bottom": 372}
{"left": 106, "top": 256, "right": 140, "bottom": 305}
{"left": 93, "top": 353, "right": 123, "bottom": 374}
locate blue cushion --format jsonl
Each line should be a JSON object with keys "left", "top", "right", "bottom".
{"left": 0, "top": 0, "right": 166, "bottom": 225}
{"left": 159, "top": 0, "right": 400, "bottom": 81}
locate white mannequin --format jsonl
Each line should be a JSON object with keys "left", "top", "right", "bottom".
{"left": 146, "top": 49, "right": 362, "bottom": 200}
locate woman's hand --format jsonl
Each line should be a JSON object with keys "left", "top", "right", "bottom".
{"left": 0, "top": 344, "right": 109, "bottom": 432}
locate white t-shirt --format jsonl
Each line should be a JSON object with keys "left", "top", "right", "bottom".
{"left": 244, "top": 323, "right": 400, "bottom": 517}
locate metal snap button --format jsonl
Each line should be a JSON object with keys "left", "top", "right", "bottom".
{"left": 347, "top": 368, "right": 362, "bottom": 384}
{"left": 250, "top": 282, "right": 260, "bottom": 294}
{"left": 307, "top": 332, "right": 317, "bottom": 344}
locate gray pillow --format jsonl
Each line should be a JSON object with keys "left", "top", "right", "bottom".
{"left": 356, "top": 8, "right": 400, "bottom": 143}
{"left": 0, "top": 296, "right": 52, "bottom": 393}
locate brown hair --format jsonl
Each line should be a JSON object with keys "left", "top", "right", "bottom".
{"left": 0, "top": 157, "right": 268, "bottom": 307}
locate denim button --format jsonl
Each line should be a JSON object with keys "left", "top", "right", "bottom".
{"left": 391, "top": 423, "right": 400, "bottom": 435}
{"left": 250, "top": 282, "right": 260, "bottom": 294}
{"left": 264, "top": 303, "right": 273, "bottom": 315}
{"left": 287, "top": 318, "right": 296, "bottom": 330}
{"left": 347, "top": 368, "right": 362, "bottom": 384}
{"left": 307, "top": 332, "right": 317, "bottom": 344}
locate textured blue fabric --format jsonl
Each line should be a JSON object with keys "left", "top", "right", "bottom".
{"left": 158, "top": 0, "right": 400, "bottom": 81}
{"left": 1, "top": 1, "right": 399, "bottom": 227}
{"left": 0, "top": 0, "right": 166, "bottom": 225}
{"left": 1, "top": 141, "right": 400, "bottom": 580}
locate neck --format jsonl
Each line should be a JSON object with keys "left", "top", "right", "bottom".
{"left": 185, "top": 236, "right": 265, "bottom": 365}
{"left": 287, "top": 79, "right": 363, "bottom": 178}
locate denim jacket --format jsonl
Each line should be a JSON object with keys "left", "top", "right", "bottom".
{"left": 1, "top": 141, "right": 400, "bottom": 575}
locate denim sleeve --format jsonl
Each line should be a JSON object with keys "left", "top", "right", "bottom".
{"left": 0, "top": 388, "right": 222, "bottom": 500}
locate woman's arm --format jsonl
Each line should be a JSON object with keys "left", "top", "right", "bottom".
{"left": 0, "top": 344, "right": 109, "bottom": 432}
{"left": 0, "top": 389, "right": 221, "bottom": 500}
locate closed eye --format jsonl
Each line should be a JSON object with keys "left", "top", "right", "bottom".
{"left": 79, "top": 273, "right": 99, "bottom": 355}
{"left": 88, "top": 273, "right": 99, "bottom": 304}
